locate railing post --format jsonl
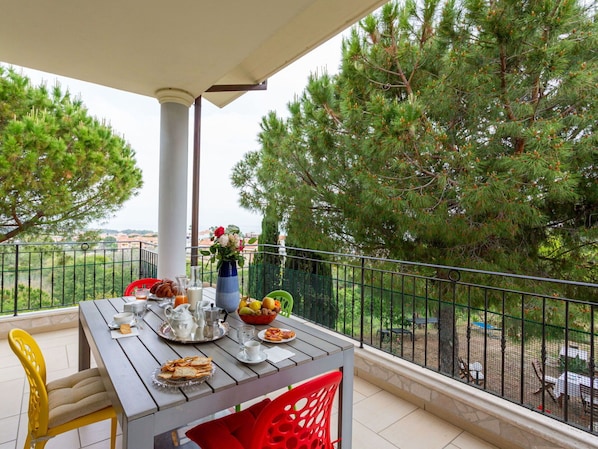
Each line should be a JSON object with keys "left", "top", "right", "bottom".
{"left": 360, "top": 257, "right": 365, "bottom": 348}
{"left": 13, "top": 243, "right": 19, "bottom": 316}
{"left": 138, "top": 241, "right": 143, "bottom": 278}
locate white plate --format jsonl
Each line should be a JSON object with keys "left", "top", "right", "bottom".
{"left": 258, "top": 328, "right": 297, "bottom": 344}
{"left": 151, "top": 366, "right": 215, "bottom": 389}
{"left": 148, "top": 293, "right": 174, "bottom": 301}
{"left": 108, "top": 320, "right": 137, "bottom": 330}
{"left": 236, "top": 350, "right": 268, "bottom": 364}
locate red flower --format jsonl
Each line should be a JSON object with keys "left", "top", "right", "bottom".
{"left": 214, "top": 226, "right": 225, "bottom": 238}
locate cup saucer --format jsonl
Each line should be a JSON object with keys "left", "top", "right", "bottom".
{"left": 236, "top": 350, "right": 268, "bottom": 364}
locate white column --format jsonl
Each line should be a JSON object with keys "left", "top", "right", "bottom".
{"left": 155, "top": 88, "right": 194, "bottom": 280}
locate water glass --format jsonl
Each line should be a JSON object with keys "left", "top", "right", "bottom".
{"left": 238, "top": 324, "right": 255, "bottom": 351}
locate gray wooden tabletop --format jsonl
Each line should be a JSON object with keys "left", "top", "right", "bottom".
{"left": 78, "top": 289, "right": 354, "bottom": 449}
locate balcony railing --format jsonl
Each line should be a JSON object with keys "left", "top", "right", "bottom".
{"left": 1, "top": 240, "right": 597, "bottom": 435}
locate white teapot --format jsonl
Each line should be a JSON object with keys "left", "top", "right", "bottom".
{"left": 164, "top": 303, "right": 195, "bottom": 339}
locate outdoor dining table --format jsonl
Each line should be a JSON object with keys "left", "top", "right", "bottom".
{"left": 555, "top": 371, "right": 598, "bottom": 405}
{"left": 78, "top": 289, "right": 354, "bottom": 449}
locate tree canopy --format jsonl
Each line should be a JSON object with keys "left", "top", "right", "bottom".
{"left": 233, "top": 0, "right": 597, "bottom": 281}
{"left": 0, "top": 67, "right": 143, "bottom": 242}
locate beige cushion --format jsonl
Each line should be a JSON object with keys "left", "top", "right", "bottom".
{"left": 47, "top": 368, "right": 112, "bottom": 428}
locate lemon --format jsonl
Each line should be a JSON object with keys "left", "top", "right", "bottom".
{"left": 249, "top": 300, "right": 262, "bottom": 312}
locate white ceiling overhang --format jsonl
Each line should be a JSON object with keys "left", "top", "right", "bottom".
{"left": 0, "top": 0, "right": 386, "bottom": 107}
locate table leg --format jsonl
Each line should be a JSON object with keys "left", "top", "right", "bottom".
{"left": 122, "top": 415, "right": 155, "bottom": 449}
{"left": 338, "top": 349, "right": 354, "bottom": 449}
{"left": 78, "top": 310, "right": 90, "bottom": 371}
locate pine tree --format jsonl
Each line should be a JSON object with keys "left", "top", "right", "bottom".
{"left": 0, "top": 67, "right": 143, "bottom": 242}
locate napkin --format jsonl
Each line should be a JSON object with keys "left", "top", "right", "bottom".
{"left": 264, "top": 347, "right": 295, "bottom": 363}
{"left": 110, "top": 328, "right": 140, "bottom": 339}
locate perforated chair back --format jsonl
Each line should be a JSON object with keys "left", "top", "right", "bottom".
{"left": 124, "top": 278, "right": 161, "bottom": 296}
{"left": 9, "top": 329, "right": 117, "bottom": 449}
{"left": 249, "top": 371, "right": 341, "bottom": 449}
{"left": 266, "top": 290, "right": 293, "bottom": 317}
{"left": 9, "top": 329, "right": 50, "bottom": 445}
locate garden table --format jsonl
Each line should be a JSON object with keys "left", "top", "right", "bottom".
{"left": 555, "top": 371, "right": 598, "bottom": 405}
{"left": 78, "top": 289, "right": 354, "bottom": 449}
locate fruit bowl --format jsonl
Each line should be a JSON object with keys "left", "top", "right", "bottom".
{"left": 238, "top": 311, "right": 278, "bottom": 325}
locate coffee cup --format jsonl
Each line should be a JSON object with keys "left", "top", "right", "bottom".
{"left": 244, "top": 340, "right": 261, "bottom": 361}
{"left": 113, "top": 312, "right": 134, "bottom": 325}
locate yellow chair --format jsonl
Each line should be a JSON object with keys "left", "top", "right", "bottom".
{"left": 8, "top": 329, "right": 117, "bottom": 449}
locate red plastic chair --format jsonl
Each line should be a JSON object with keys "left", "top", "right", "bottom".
{"left": 186, "top": 371, "right": 342, "bottom": 449}
{"left": 123, "top": 278, "right": 161, "bottom": 296}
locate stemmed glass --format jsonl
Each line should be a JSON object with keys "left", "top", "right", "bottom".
{"left": 237, "top": 325, "right": 255, "bottom": 357}
{"left": 133, "top": 301, "right": 147, "bottom": 329}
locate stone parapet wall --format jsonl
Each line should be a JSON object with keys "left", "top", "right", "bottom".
{"left": 354, "top": 345, "right": 597, "bottom": 449}
{"left": 0, "top": 307, "right": 78, "bottom": 339}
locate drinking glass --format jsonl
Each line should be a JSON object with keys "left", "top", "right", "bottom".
{"left": 237, "top": 324, "right": 255, "bottom": 353}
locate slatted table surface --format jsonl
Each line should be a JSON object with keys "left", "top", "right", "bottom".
{"left": 78, "top": 289, "right": 354, "bottom": 449}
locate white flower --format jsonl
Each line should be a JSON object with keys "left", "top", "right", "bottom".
{"left": 228, "top": 233, "right": 240, "bottom": 249}
{"left": 219, "top": 234, "right": 229, "bottom": 247}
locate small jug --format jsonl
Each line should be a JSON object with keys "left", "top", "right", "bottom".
{"left": 164, "top": 303, "right": 194, "bottom": 339}
{"left": 203, "top": 304, "right": 222, "bottom": 340}
{"left": 174, "top": 275, "right": 188, "bottom": 308}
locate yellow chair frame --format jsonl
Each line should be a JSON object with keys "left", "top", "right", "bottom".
{"left": 266, "top": 290, "right": 294, "bottom": 317}
{"left": 8, "top": 329, "right": 117, "bottom": 449}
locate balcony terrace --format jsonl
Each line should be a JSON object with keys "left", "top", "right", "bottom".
{"left": 0, "top": 241, "right": 597, "bottom": 448}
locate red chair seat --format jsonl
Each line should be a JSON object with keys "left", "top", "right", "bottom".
{"left": 186, "top": 371, "right": 341, "bottom": 449}
{"left": 185, "top": 398, "right": 270, "bottom": 449}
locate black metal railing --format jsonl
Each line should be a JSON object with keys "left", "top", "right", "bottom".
{"left": 1, "top": 240, "right": 597, "bottom": 434}
{"left": 0, "top": 241, "right": 158, "bottom": 315}
{"left": 240, "top": 244, "right": 598, "bottom": 435}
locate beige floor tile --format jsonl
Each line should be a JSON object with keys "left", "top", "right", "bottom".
{"left": 352, "top": 418, "right": 399, "bottom": 449}
{"left": 0, "top": 379, "right": 24, "bottom": 420}
{"left": 451, "top": 431, "right": 500, "bottom": 449}
{"left": 352, "top": 388, "right": 367, "bottom": 405}
{"left": 83, "top": 437, "right": 123, "bottom": 449}
{"left": 79, "top": 419, "right": 121, "bottom": 448}
{"left": 0, "top": 415, "right": 19, "bottom": 445}
{"left": 0, "top": 351, "right": 20, "bottom": 370}
{"left": 354, "top": 375, "right": 382, "bottom": 397}
{"left": 0, "top": 363, "right": 25, "bottom": 384}
{"left": 39, "top": 346, "right": 70, "bottom": 374}
{"left": 0, "top": 441, "right": 15, "bottom": 449}
{"left": 45, "top": 428, "right": 81, "bottom": 448}
{"left": 15, "top": 413, "right": 28, "bottom": 449}
{"left": 353, "top": 389, "right": 418, "bottom": 433}
{"left": 379, "top": 409, "right": 462, "bottom": 449}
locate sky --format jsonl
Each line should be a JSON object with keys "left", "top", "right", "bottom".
{"left": 12, "top": 33, "right": 347, "bottom": 235}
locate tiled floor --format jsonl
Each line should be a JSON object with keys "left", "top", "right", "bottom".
{"left": 0, "top": 328, "right": 499, "bottom": 449}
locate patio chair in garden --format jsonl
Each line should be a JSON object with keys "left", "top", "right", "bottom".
{"left": 580, "top": 384, "right": 598, "bottom": 415}
{"left": 458, "top": 356, "right": 485, "bottom": 386}
{"left": 532, "top": 359, "right": 557, "bottom": 402}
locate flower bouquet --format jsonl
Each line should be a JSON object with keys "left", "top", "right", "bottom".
{"left": 200, "top": 225, "right": 256, "bottom": 269}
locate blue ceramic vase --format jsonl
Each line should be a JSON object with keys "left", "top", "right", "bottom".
{"left": 215, "top": 260, "right": 240, "bottom": 313}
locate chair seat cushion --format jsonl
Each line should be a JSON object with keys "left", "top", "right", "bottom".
{"left": 47, "top": 368, "right": 112, "bottom": 428}
{"left": 186, "top": 398, "right": 271, "bottom": 449}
